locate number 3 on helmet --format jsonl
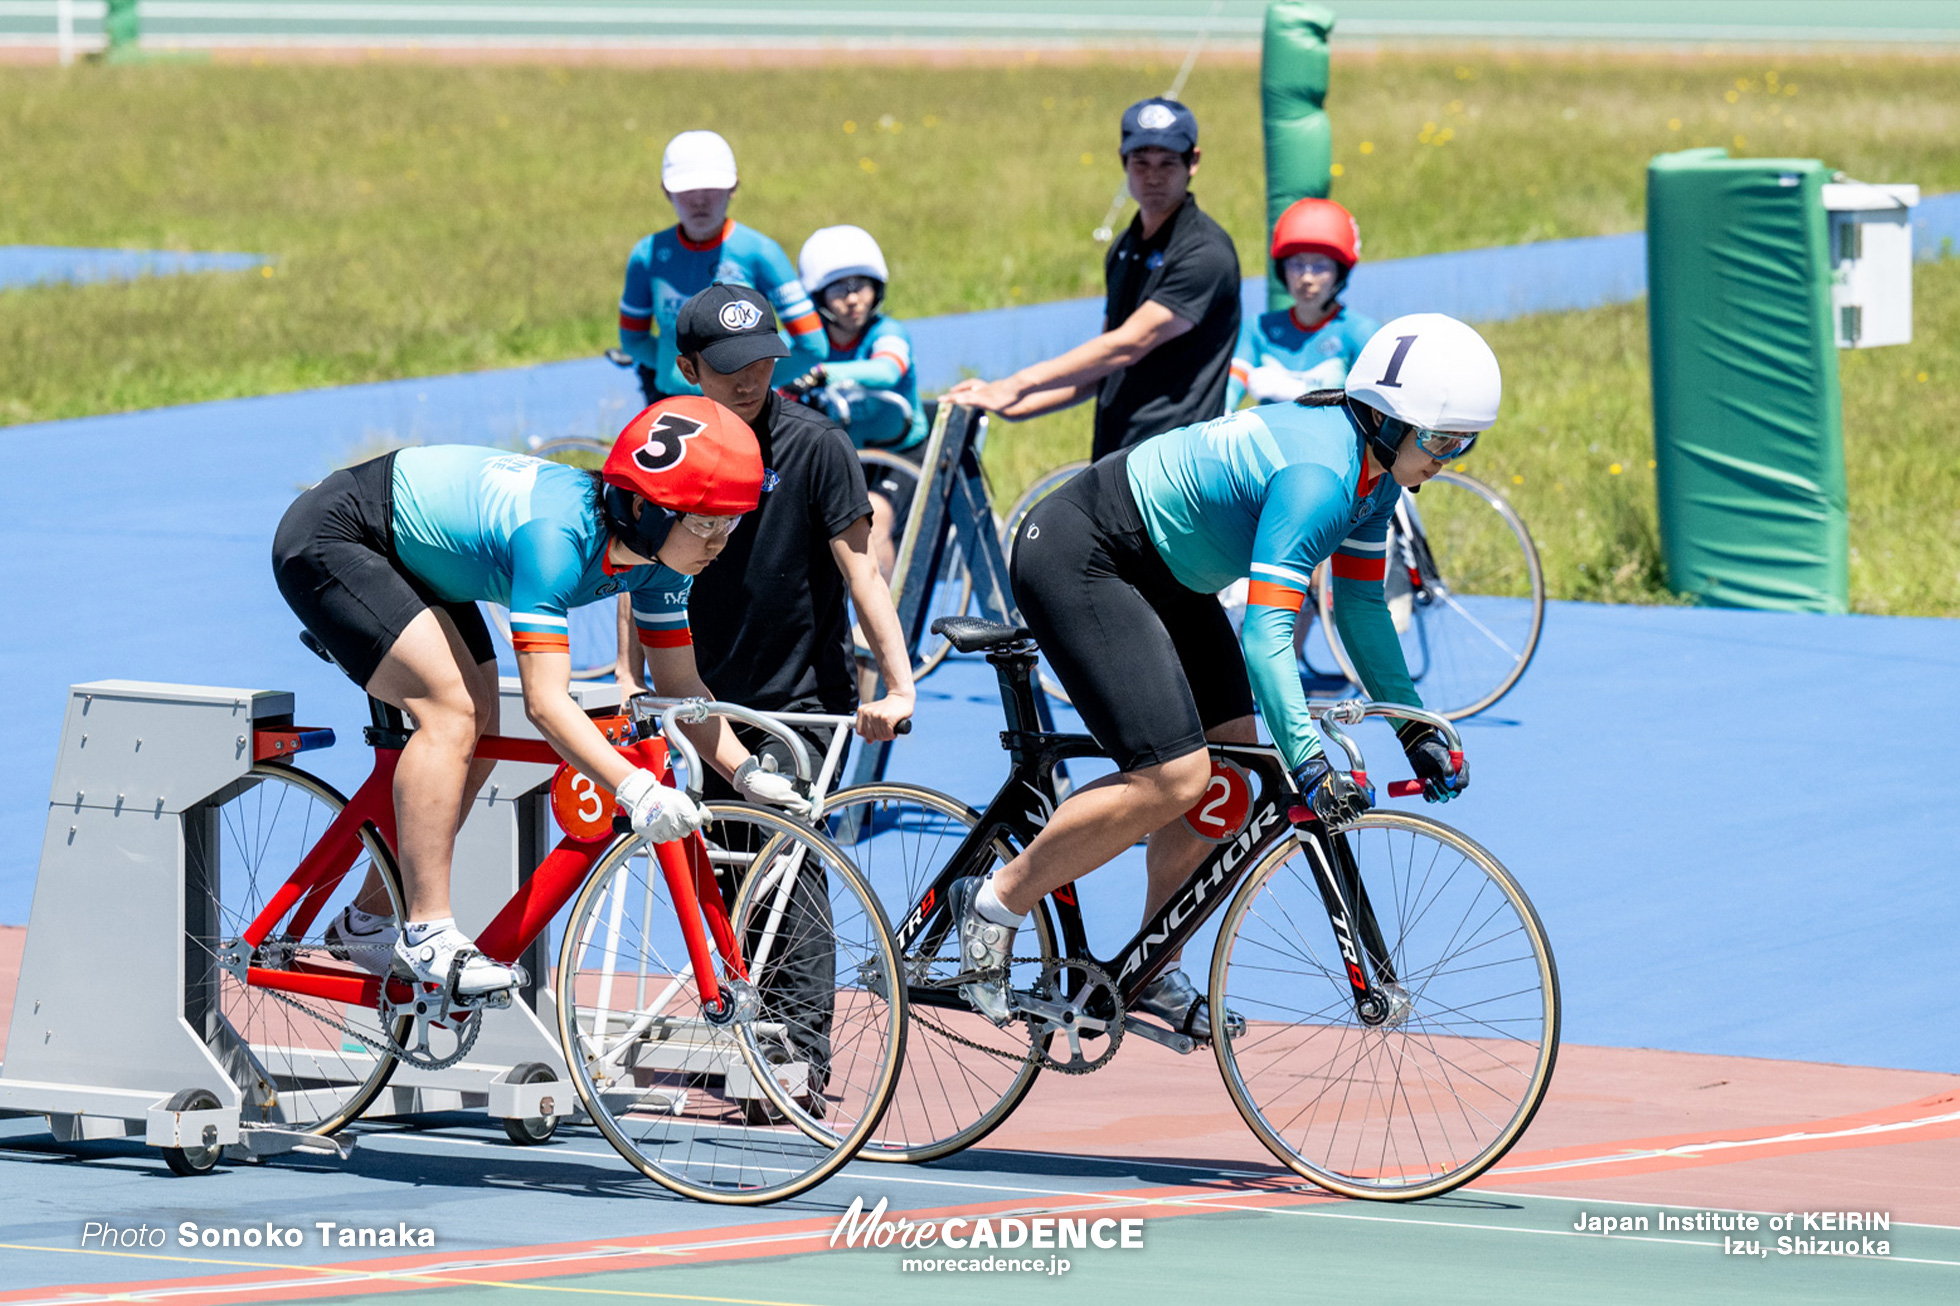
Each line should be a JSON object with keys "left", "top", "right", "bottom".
{"left": 601, "top": 395, "right": 765, "bottom": 561}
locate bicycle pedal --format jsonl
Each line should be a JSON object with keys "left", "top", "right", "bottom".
{"left": 1121, "top": 1014, "right": 1196, "bottom": 1055}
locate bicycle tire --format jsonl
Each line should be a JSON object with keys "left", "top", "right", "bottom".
{"left": 554, "top": 804, "right": 906, "bottom": 1204}
{"left": 1315, "top": 470, "right": 1545, "bottom": 720}
{"left": 190, "top": 763, "right": 406, "bottom": 1137}
{"left": 819, "top": 783, "right": 1057, "bottom": 1163}
{"left": 1210, "top": 810, "right": 1559, "bottom": 1200}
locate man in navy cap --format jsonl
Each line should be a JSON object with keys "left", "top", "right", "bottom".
{"left": 947, "top": 97, "right": 1241, "bottom": 458}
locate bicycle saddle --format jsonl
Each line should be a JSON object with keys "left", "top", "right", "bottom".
{"left": 931, "top": 616, "right": 1034, "bottom": 653}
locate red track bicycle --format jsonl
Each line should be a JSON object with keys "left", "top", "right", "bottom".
{"left": 188, "top": 682, "right": 905, "bottom": 1204}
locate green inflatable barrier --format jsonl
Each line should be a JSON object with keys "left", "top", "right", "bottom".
{"left": 1646, "top": 148, "right": 1848, "bottom": 613}
{"left": 1262, "top": 2, "right": 1335, "bottom": 310}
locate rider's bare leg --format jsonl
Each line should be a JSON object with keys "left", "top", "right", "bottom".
{"left": 1140, "top": 715, "right": 1259, "bottom": 916}
{"left": 356, "top": 609, "right": 493, "bottom": 922}
{"left": 989, "top": 746, "right": 1213, "bottom": 918}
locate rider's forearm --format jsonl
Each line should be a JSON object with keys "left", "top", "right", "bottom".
{"left": 524, "top": 672, "right": 637, "bottom": 791}
{"left": 1241, "top": 605, "right": 1324, "bottom": 775}
{"left": 640, "top": 645, "right": 751, "bottom": 782}
{"left": 822, "top": 356, "right": 903, "bottom": 390}
{"left": 1329, "top": 578, "right": 1421, "bottom": 710}
{"left": 618, "top": 327, "right": 657, "bottom": 371}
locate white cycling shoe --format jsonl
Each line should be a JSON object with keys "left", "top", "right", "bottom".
{"left": 391, "top": 925, "right": 520, "bottom": 997}
{"left": 949, "top": 877, "right": 1016, "bottom": 1026}
{"left": 324, "top": 905, "right": 399, "bottom": 977}
{"left": 1136, "top": 968, "right": 1233, "bottom": 1041}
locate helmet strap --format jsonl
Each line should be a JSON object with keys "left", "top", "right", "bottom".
{"left": 1345, "top": 397, "right": 1400, "bottom": 471}
{"left": 603, "top": 484, "right": 676, "bottom": 564}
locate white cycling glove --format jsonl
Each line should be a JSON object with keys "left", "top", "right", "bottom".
{"left": 734, "top": 757, "right": 816, "bottom": 822}
{"left": 1246, "top": 362, "right": 1311, "bottom": 404}
{"left": 614, "top": 768, "right": 705, "bottom": 844}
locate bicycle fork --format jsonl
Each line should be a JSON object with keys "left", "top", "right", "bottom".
{"left": 1294, "top": 825, "right": 1407, "bottom": 1027}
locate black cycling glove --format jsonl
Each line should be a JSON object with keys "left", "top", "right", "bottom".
{"left": 1293, "top": 756, "right": 1374, "bottom": 827}
{"left": 1397, "top": 721, "right": 1467, "bottom": 804}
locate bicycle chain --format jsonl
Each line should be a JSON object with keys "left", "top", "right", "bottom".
{"left": 907, "top": 955, "right": 1122, "bottom": 1077}
{"left": 240, "top": 938, "right": 486, "bottom": 1073}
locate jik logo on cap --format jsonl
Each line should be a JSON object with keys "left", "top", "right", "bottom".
{"left": 718, "top": 300, "right": 764, "bottom": 332}
{"left": 1137, "top": 104, "right": 1177, "bottom": 130}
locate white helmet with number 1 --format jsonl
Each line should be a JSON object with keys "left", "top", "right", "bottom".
{"left": 798, "top": 224, "right": 890, "bottom": 299}
{"left": 1346, "top": 313, "right": 1502, "bottom": 433}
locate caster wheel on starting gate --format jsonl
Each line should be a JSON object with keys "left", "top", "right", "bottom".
{"left": 160, "top": 1087, "right": 224, "bottom": 1177}
{"left": 501, "top": 1061, "right": 562, "bottom": 1145}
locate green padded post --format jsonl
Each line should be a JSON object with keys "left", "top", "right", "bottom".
{"left": 1646, "top": 148, "right": 1848, "bottom": 613}
{"left": 1261, "top": 2, "right": 1335, "bottom": 310}
{"left": 103, "top": 0, "right": 140, "bottom": 62}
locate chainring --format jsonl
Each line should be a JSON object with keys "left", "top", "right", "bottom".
{"left": 1023, "top": 958, "right": 1123, "bottom": 1075}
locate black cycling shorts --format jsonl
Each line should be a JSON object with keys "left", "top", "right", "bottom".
{"left": 271, "top": 452, "right": 496, "bottom": 688}
{"left": 1008, "top": 450, "right": 1255, "bottom": 773}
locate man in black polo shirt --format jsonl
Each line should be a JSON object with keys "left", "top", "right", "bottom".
{"left": 947, "top": 97, "right": 1241, "bottom": 457}
{"left": 615, "top": 284, "right": 915, "bottom": 1086}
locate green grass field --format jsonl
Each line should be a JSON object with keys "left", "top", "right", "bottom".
{"left": 2, "top": 50, "right": 1955, "bottom": 612}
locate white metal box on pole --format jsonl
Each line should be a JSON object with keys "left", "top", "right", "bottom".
{"left": 1823, "top": 181, "right": 1918, "bottom": 349}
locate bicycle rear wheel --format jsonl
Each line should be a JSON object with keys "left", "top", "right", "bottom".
{"left": 555, "top": 804, "right": 905, "bottom": 1204}
{"left": 1316, "top": 470, "right": 1545, "bottom": 719}
{"left": 1210, "top": 811, "right": 1558, "bottom": 1200}
{"left": 820, "top": 784, "right": 1056, "bottom": 1162}
{"left": 187, "top": 764, "right": 405, "bottom": 1135}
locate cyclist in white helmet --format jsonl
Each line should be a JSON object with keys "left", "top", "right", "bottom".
{"left": 956, "top": 315, "right": 1496, "bottom": 1038}
{"left": 787, "top": 224, "right": 927, "bottom": 579}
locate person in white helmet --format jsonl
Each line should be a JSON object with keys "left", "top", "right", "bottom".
{"left": 951, "top": 315, "right": 1497, "bottom": 1039}
{"left": 786, "top": 224, "right": 926, "bottom": 579}
{"left": 616, "top": 130, "right": 826, "bottom": 406}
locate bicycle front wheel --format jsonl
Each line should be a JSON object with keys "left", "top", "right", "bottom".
{"left": 188, "top": 764, "right": 405, "bottom": 1136}
{"left": 820, "top": 784, "right": 1056, "bottom": 1163}
{"left": 555, "top": 804, "right": 905, "bottom": 1204}
{"left": 1211, "top": 811, "right": 1559, "bottom": 1200}
{"left": 1317, "top": 470, "right": 1545, "bottom": 719}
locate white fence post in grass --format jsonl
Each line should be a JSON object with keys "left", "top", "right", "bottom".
{"left": 56, "top": 0, "right": 76, "bottom": 66}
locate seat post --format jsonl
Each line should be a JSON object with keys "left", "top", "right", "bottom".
{"left": 365, "top": 696, "right": 412, "bottom": 748}
{"left": 987, "top": 648, "right": 1043, "bottom": 737}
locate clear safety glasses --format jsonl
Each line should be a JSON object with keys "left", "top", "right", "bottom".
{"left": 678, "top": 512, "right": 743, "bottom": 540}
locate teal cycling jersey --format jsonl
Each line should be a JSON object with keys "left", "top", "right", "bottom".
{"left": 1125, "top": 402, "right": 1415, "bottom": 772}
{"left": 1226, "top": 303, "right": 1380, "bottom": 412}
{"left": 390, "top": 445, "right": 695, "bottom": 654}
{"left": 617, "top": 219, "right": 825, "bottom": 396}
{"left": 819, "top": 315, "right": 927, "bottom": 451}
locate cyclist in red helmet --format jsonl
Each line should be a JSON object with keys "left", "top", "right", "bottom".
{"left": 1226, "top": 197, "right": 1380, "bottom": 411}
{"left": 271, "top": 396, "right": 799, "bottom": 998}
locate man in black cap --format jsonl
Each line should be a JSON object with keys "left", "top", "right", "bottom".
{"left": 618, "top": 281, "right": 915, "bottom": 747}
{"left": 947, "top": 96, "right": 1241, "bottom": 458}
{"left": 617, "top": 283, "right": 915, "bottom": 1088}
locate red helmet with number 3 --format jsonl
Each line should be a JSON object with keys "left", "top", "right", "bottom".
{"left": 1270, "top": 197, "right": 1362, "bottom": 268}
{"left": 600, "top": 396, "right": 764, "bottom": 560}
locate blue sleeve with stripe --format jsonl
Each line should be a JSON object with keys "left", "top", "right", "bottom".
{"left": 1329, "top": 489, "right": 1420, "bottom": 710}
{"left": 506, "top": 521, "right": 583, "bottom": 654}
{"left": 1240, "top": 462, "right": 1354, "bottom": 773}
{"left": 628, "top": 573, "right": 694, "bottom": 648}
{"left": 618, "top": 238, "right": 658, "bottom": 370}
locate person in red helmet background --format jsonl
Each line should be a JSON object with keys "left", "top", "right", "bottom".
{"left": 1226, "top": 197, "right": 1380, "bottom": 411}
{"left": 270, "top": 396, "right": 794, "bottom": 998}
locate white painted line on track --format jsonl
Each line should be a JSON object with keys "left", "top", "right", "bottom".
{"left": 1487, "top": 1108, "right": 1960, "bottom": 1177}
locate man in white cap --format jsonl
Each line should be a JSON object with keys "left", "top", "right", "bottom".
{"left": 617, "top": 130, "right": 825, "bottom": 405}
